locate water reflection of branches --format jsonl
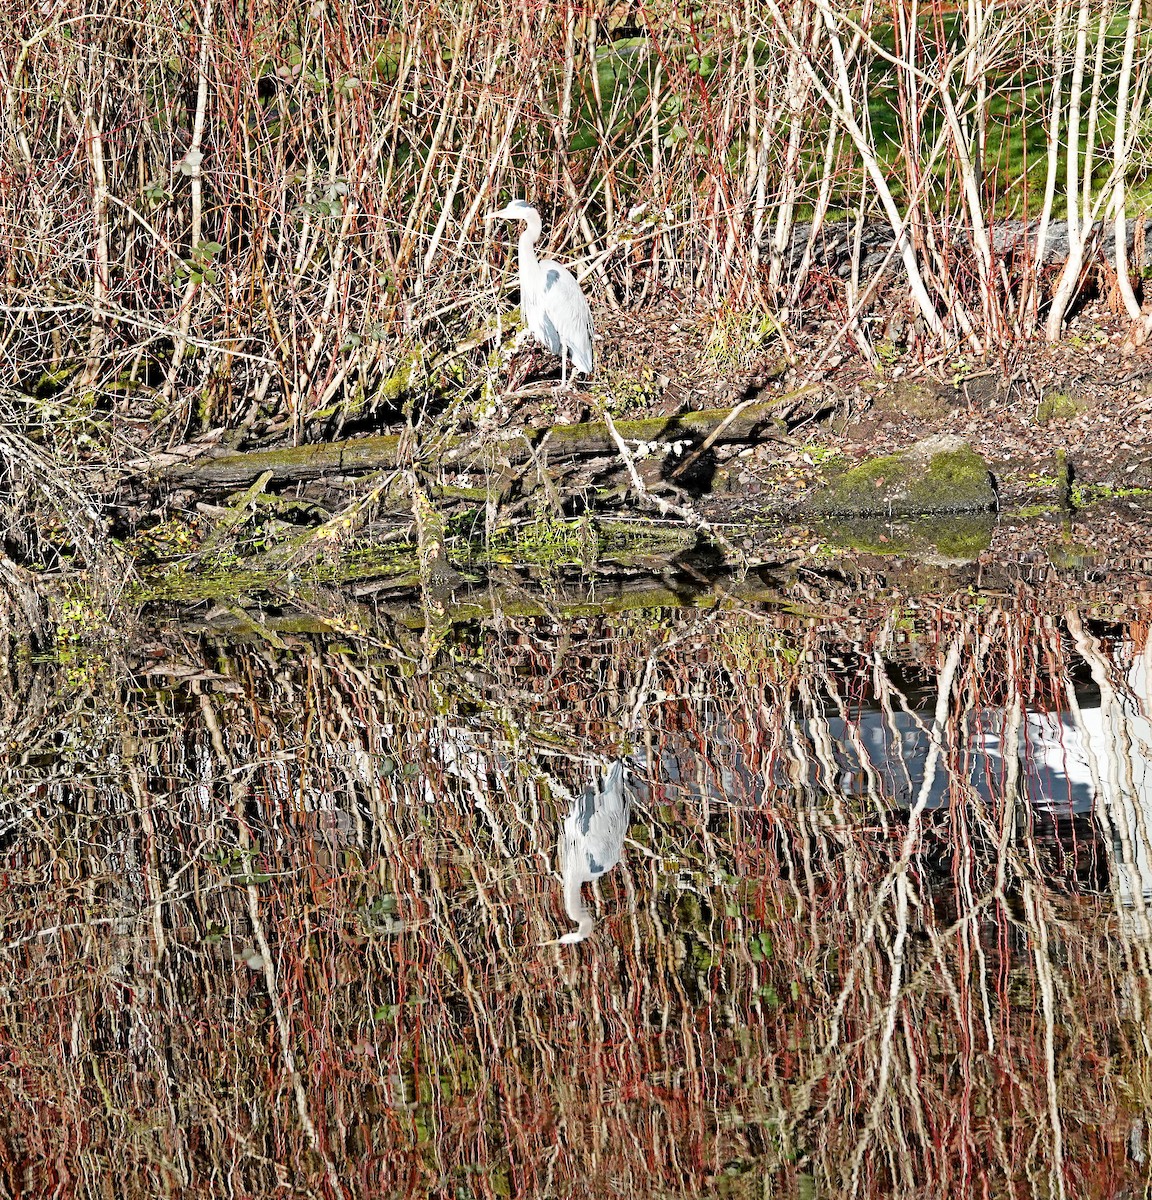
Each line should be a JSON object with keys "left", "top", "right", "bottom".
{"left": 0, "top": 604, "right": 1150, "bottom": 1195}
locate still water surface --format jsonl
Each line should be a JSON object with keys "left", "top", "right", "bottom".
{"left": 4, "top": 596, "right": 1152, "bottom": 1197}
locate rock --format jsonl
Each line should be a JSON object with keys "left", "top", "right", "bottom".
{"left": 773, "top": 217, "right": 1152, "bottom": 276}
{"left": 824, "top": 513, "right": 996, "bottom": 564}
{"left": 807, "top": 435, "right": 996, "bottom": 517}
{"left": 1036, "top": 391, "right": 1088, "bottom": 424}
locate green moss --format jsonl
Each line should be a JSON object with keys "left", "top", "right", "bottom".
{"left": 477, "top": 517, "right": 599, "bottom": 568}
{"left": 812, "top": 441, "right": 994, "bottom": 517}
{"left": 378, "top": 352, "right": 423, "bottom": 403}
{"left": 467, "top": 516, "right": 694, "bottom": 570}
{"left": 133, "top": 540, "right": 420, "bottom": 605}
{"left": 132, "top": 516, "right": 700, "bottom": 608}
{"left": 819, "top": 451, "right": 908, "bottom": 513}
{"left": 917, "top": 515, "right": 996, "bottom": 559}
{"left": 34, "top": 364, "right": 80, "bottom": 397}
{"left": 1036, "top": 392, "right": 1083, "bottom": 423}
{"left": 165, "top": 392, "right": 818, "bottom": 490}
{"left": 804, "top": 445, "right": 846, "bottom": 467}
{"left": 1074, "top": 482, "right": 1152, "bottom": 504}
{"left": 821, "top": 513, "right": 994, "bottom": 560}
{"left": 908, "top": 447, "right": 995, "bottom": 511}
{"left": 1048, "top": 540, "right": 1096, "bottom": 569}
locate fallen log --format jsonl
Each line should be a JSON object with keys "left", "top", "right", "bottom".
{"left": 151, "top": 389, "right": 818, "bottom": 489}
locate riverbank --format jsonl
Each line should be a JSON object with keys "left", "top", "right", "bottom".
{"left": 104, "top": 280, "right": 1150, "bottom": 614}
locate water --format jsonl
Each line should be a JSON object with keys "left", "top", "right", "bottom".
{"left": 3, "top": 596, "right": 1152, "bottom": 1197}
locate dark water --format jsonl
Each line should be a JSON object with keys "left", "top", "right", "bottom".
{"left": 3, "top": 596, "right": 1152, "bottom": 1198}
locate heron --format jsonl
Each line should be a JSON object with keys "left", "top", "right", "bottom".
{"left": 487, "top": 199, "right": 594, "bottom": 388}
{"left": 549, "top": 758, "right": 632, "bottom": 945}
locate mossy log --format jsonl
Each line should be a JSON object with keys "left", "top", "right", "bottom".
{"left": 152, "top": 390, "right": 817, "bottom": 489}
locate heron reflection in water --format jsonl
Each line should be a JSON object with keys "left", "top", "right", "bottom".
{"left": 548, "top": 759, "right": 633, "bottom": 945}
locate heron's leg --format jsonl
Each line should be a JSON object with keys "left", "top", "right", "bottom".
{"left": 561, "top": 348, "right": 568, "bottom": 389}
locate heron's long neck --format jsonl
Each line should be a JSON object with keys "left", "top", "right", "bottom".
{"left": 564, "top": 872, "right": 593, "bottom": 940}
{"left": 518, "top": 213, "right": 543, "bottom": 275}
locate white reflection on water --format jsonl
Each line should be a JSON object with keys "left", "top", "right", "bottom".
{"left": 552, "top": 759, "right": 632, "bottom": 945}
{"left": 817, "top": 630, "right": 1152, "bottom": 907}
{"left": 1065, "top": 624, "right": 1152, "bottom": 913}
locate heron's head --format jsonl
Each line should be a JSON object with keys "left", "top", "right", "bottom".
{"left": 540, "top": 929, "right": 591, "bottom": 947}
{"left": 487, "top": 198, "right": 538, "bottom": 222}
{"left": 540, "top": 913, "right": 595, "bottom": 946}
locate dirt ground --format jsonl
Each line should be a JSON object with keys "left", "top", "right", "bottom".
{"left": 132, "top": 282, "right": 1152, "bottom": 603}
{"left": 503, "top": 289, "right": 1149, "bottom": 470}
{"left": 525, "top": 290, "right": 1152, "bottom": 583}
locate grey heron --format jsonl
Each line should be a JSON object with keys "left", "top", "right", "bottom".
{"left": 550, "top": 759, "right": 632, "bottom": 944}
{"left": 488, "top": 199, "right": 594, "bottom": 388}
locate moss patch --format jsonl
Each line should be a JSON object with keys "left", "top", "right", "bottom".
{"left": 821, "top": 513, "right": 995, "bottom": 561}
{"left": 1047, "top": 540, "right": 1096, "bottom": 570}
{"left": 808, "top": 437, "right": 995, "bottom": 517}
{"left": 908, "top": 446, "right": 995, "bottom": 511}
{"left": 1036, "top": 392, "right": 1085, "bottom": 424}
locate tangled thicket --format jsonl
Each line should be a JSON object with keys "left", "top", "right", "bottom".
{"left": 2, "top": 0, "right": 1151, "bottom": 441}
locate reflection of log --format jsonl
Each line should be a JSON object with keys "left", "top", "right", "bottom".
{"left": 174, "top": 570, "right": 802, "bottom": 637}
{"left": 153, "top": 390, "right": 817, "bottom": 488}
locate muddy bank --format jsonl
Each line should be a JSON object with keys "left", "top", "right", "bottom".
{"left": 118, "top": 338, "right": 1152, "bottom": 626}
{"left": 9, "top": 284, "right": 1152, "bottom": 635}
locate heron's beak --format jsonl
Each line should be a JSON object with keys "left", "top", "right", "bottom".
{"left": 538, "top": 932, "right": 585, "bottom": 947}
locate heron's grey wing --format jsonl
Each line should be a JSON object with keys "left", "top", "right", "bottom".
{"left": 540, "top": 262, "right": 594, "bottom": 374}
{"left": 571, "top": 762, "right": 631, "bottom": 877}
{"left": 520, "top": 268, "right": 563, "bottom": 355}
{"left": 534, "top": 310, "right": 563, "bottom": 356}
